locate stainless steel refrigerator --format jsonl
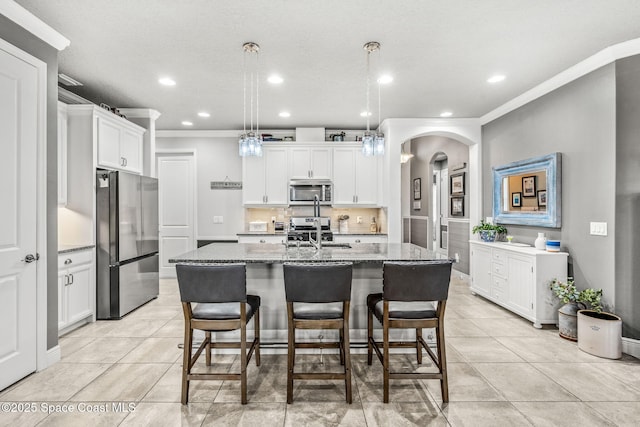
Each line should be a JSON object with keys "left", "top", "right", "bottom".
{"left": 96, "top": 169, "right": 159, "bottom": 319}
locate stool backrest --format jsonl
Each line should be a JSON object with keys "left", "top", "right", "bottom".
{"left": 284, "top": 262, "right": 353, "bottom": 303}
{"left": 383, "top": 261, "right": 452, "bottom": 302}
{"left": 176, "top": 263, "right": 246, "bottom": 303}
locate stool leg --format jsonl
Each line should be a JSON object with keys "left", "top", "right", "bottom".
{"left": 205, "top": 331, "right": 212, "bottom": 366}
{"left": 287, "top": 303, "right": 295, "bottom": 404}
{"left": 437, "top": 319, "right": 449, "bottom": 403}
{"left": 367, "top": 306, "right": 373, "bottom": 365}
{"left": 254, "top": 307, "right": 261, "bottom": 366}
{"left": 383, "top": 302, "right": 390, "bottom": 403}
{"left": 416, "top": 328, "right": 423, "bottom": 364}
{"left": 343, "top": 302, "right": 352, "bottom": 404}
{"left": 181, "top": 321, "right": 193, "bottom": 405}
{"left": 240, "top": 304, "right": 248, "bottom": 405}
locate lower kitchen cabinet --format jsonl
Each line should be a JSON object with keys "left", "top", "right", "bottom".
{"left": 58, "top": 249, "right": 95, "bottom": 335}
{"left": 469, "top": 241, "right": 568, "bottom": 328}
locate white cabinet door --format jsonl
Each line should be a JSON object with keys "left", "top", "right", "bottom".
{"left": 507, "top": 254, "right": 534, "bottom": 317}
{"left": 120, "top": 128, "right": 142, "bottom": 174}
{"left": 470, "top": 244, "right": 492, "bottom": 295}
{"left": 264, "top": 147, "right": 288, "bottom": 205}
{"left": 66, "top": 262, "right": 93, "bottom": 325}
{"left": 310, "top": 147, "right": 332, "bottom": 179}
{"left": 96, "top": 116, "right": 122, "bottom": 169}
{"left": 243, "top": 155, "right": 267, "bottom": 205}
{"left": 333, "top": 148, "right": 357, "bottom": 204}
{"left": 354, "top": 152, "right": 379, "bottom": 205}
{"left": 289, "top": 147, "right": 312, "bottom": 179}
{"left": 57, "top": 102, "right": 67, "bottom": 205}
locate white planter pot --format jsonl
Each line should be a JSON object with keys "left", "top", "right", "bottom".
{"left": 577, "top": 310, "right": 622, "bottom": 359}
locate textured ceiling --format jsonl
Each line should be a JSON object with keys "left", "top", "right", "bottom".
{"left": 15, "top": 0, "right": 640, "bottom": 130}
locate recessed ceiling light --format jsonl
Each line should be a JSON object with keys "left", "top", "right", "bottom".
{"left": 181, "top": 121, "right": 193, "bottom": 126}
{"left": 377, "top": 75, "right": 393, "bottom": 84}
{"left": 158, "top": 77, "right": 176, "bottom": 86}
{"left": 360, "top": 111, "right": 372, "bottom": 117}
{"left": 197, "top": 112, "right": 210, "bottom": 118}
{"left": 268, "top": 75, "right": 284, "bottom": 84}
{"left": 279, "top": 111, "right": 291, "bottom": 118}
{"left": 487, "top": 74, "right": 506, "bottom": 84}
{"left": 440, "top": 111, "right": 453, "bottom": 117}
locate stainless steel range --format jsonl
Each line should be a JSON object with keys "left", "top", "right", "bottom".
{"left": 287, "top": 216, "right": 333, "bottom": 242}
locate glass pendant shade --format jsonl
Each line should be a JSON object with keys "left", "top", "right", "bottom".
{"left": 362, "top": 131, "right": 375, "bottom": 156}
{"left": 361, "top": 41, "right": 385, "bottom": 157}
{"left": 239, "top": 42, "right": 263, "bottom": 157}
{"left": 374, "top": 132, "right": 385, "bottom": 156}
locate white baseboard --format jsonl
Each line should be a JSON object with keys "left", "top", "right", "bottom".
{"left": 622, "top": 337, "right": 640, "bottom": 359}
{"left": 44, "top": 345, "right": 61, "bottom": 370}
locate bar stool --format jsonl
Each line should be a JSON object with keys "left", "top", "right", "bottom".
{"left": 367, "top": 261, "right": 452, "bottom": 403}
{"left": 176, "top": 263, "right": 260, "bottom": 405}
{"left": 283, "top": 262, "right": 353, "bottom": 404}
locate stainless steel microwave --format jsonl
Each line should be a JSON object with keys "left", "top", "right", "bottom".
{"left": 289, "top": 180, "right": 332, "bottom": 206}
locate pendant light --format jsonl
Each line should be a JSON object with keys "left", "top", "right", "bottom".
{"left": 239, "top": 42, "right": 263, "bottom": 157}
{"left": 362, "top": 41, "right": 385, "bottom": 157}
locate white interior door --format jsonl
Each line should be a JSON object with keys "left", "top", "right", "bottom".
{"left": 0, "top": 46, "right": 38, "bottom": 389}
{"left": 156, "top": 153, "right": 195, "bottom": 278}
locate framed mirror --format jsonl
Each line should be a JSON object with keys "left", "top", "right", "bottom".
{"left": 492, "top": 153, "right": 561, "bottom": 228}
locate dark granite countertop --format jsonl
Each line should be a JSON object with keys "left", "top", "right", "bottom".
{"left": 169, "top": 242, "right": 452, "bottom": 264}
{"left": 58, "top": 244, "right": 95, "bottom": 254}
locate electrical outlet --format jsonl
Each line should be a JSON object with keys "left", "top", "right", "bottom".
{"left": 454, "top": 253, "right": 460, "bottom": 262}
{"left": 213, "top": 216, "right": 223, "bottom": 224}
{"left": 357, "top": 216, "right": 362, "bottom": 224}
{"left": 271, "top": 216, "right": 276, "bottom": 222}
{"left": 590, "top": 221, "right": 607, "bottom": 236}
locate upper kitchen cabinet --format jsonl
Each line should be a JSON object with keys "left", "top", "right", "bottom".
{"left": 95, "top": 112, "right": 144, "bottom": 174}
{"left": 289, "top": 145, "right": 332, "bottom": 179}
{"left": 243, "top": 145, "right": 288, "bottom": 206}
{"left": 333, "top": 146, "right": 380, "bottom": 206}
{"left": 66, "top": 105, "right": 144, "bottom": 175}
{"left": 57, "top": 101, "right": 68, "bottom": 205}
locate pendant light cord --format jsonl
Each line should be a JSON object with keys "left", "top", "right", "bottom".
{"left": 366, "top": 49, "right": 371, "bottom": 133}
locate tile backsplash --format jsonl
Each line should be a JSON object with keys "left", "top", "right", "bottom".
{"left": 245, "top": 207, "right": 387, "bottom": 234}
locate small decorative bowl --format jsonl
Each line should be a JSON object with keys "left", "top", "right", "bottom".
{"left": 546, "top": 240, "right": 561, "bottom": 252}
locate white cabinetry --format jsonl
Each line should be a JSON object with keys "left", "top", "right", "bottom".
{"left": 58, "top": 249, "right": 95, "bottom": 334}
{"left": 237, "top": 235, "right": 287, "bottom": 244}
{"left": 333, "top": 147, "right": 380, "bottom": 206}
{"left": 57, "top": 102, "right": 67, "bottom": 205}
{"left": 470, "top": 241, "right": 568, "bottom": 328}
{"left": 333, "top": 235, "right": 388, "bottom": 244}
{"left": 243, "top": 146, "right": 288, "bottom": 206}
{"left": 96, "top": 114, "right": 143, "bottom": 173}
{"left": 289, "top": 146, "right": 332, "bottom": 179}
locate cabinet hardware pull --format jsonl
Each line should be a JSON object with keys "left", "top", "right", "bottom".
{"left": 69, "top": 273, "right": 74, "bottom": 285}
{"left": 64, "top": 258, "right": 72, "bottom": 265}
{"left": 64, "top": 274, "right": 69, "bottom": 285}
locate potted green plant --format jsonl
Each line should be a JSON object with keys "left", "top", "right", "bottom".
{"left": 549, "top": 278, "right": 602, "bottom": 341}
{"left": 471, "top": 220, "right": 507, "bottom": 242}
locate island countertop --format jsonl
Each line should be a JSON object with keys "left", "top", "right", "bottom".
{"left": 169, "top": 242, "right": 452, "bottom": 264}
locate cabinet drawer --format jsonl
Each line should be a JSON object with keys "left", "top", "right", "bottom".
{"left": 491, "top": 276, "right": 508, "bottom": 302}
{"left": 492, "top": 261, "right": 507, "bottom": 278}
{"left": 492, "top": 249, "right": 507, "bottom": 262}
{"left": 58, "top": 249, "right": 93, "bottom": 269}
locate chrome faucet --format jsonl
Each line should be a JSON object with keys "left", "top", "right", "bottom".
{"left": 309, "top": 195, "right": 322, "bottom": 250}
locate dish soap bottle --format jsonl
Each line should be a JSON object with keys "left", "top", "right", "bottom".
{"left": 370, "top": 217, "right": 377, "bottom": 233}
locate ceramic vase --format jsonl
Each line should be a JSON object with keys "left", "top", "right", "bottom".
{"left": 534, "top": 232, "right": 547, "bottom": 250}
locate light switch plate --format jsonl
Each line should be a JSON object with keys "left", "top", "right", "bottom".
{"left": 590, "top": 221, "right": 607, "bottom": 236}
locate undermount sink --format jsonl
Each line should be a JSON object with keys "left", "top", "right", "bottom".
{"left": 287, "top": 242, "right": 352, "bottom": 249}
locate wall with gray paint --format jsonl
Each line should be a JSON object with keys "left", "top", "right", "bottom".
{"left": 615, "top": 56, "right": 640, "bottom": 339}
{"left": 482, "top": 64, "right": 617, "bottom": 312}
{"left": 409, "top": 135, "right": 470, "bottom": 272}
{"left": 1, "top": 17, "right": 59, "bottom": 350}
{"left": 156, "top": 137, "right": 244, "bottom": 238}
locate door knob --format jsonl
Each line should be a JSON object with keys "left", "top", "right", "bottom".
{"left": 22, "top": 253, "right": 39, "bottom": 263}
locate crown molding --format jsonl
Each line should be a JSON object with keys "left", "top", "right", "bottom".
{"left": 481, "top": 37, "right": 640, "bottom": 125}
{"left": 0, "top": 1, "right": 70, "bottom": 51}
{"left": 118, "top": 108, "right": 161, "bottom": 121}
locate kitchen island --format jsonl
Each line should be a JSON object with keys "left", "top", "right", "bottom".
{"left": 170, "top": 242, "right": 453, "bottom": 347}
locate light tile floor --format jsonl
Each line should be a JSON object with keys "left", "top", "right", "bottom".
{"left": 1, "top": 273, "right": 640, "bottom": 426}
